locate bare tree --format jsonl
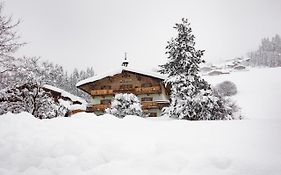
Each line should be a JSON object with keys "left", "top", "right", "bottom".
{"left": 0, "top": 3, "right": 25, "bottom": 75}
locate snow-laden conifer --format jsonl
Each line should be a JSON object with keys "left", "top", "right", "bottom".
{"left": 159, "top": 18, "right": 241, "bottom": 120}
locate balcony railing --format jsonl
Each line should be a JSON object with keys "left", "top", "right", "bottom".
{"left": 87, "top": 104, "right": 111, "bottom": 112}
{"left": 113, "top": 88, "right": 135, "bottom": 93}
{"left": 91, "top": 89, "right": 114, "bottom": 96}
{"left": 90, "top": 86, "right": 161, "bottom": 96}
{"left": 141, "top": 101, "right": 159, "bottom": 109}
{"left": 135, "top": 86, "right": 161, "bottom": 94}
{"left": 87, "top": 101, "right": 168, "bottom": 112}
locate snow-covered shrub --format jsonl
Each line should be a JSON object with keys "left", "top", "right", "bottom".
{"left": 215, "top": 81, "right": 237, "bottom": 96}
{"left": 0, "top": 83, "right": 67, "bottom": 119}
{"left": 212, "top": 88, "right": 242, "bottom": 120}
{"left": 224, "top": 98, "right": 242, "bottom": 120}
{"left": 105, "top": 93, "right": 143, "bottom": 118}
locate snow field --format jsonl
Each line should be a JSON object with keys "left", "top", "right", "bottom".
{"left": 0, "top": 67, "right": 281, "bottom": 175}
{"left": 0, "top": 112, "right": 281, "bottom": 175}
{"left": 205, "top": 67, "right": 281, "bottom": 120}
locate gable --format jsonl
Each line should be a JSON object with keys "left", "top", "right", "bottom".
{"left": 79, "top": 70, "right": 163, "bottom": 95}
{"left": 76, "top": 67, "right": 166, "bottom": 87}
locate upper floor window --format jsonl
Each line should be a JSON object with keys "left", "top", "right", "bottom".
{"left": 122, "top": 73, "right": 130, "bottom": 78}
{"left": 120, "top": 79, "right": 132, "bottom": 84}
{"left": 101, "top": 99, "right": 111, "bottom": 105}
{"left": 101, "top": 85, "right": 111, "bottom": 90}
{"left": 141, "top": 97, "right": 153, "bottom": 102}
{"left": 141, "top": 83, "right": 152, "bottom": 87}
{"left": 120, "top": 84, "right": 133, "bottom": 90}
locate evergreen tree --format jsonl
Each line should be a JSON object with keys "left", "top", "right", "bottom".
{"left": 106, "top": 93, "right": 143, "bottom": 118}
{"left": 248, "top": 34, "right": 281, "bottom": 67}
{"left": 159, "top": 18, "right": 240, "bottom": 120}
{"left": 66, "top": 67, "right": 95, "bottom": 101}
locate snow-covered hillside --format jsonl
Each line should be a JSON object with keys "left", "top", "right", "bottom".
{"left": 205, "top": 67, "right": 281, "bottom": 120}
{"left": 0, "top": 68, "right": 281, "bottom": 175}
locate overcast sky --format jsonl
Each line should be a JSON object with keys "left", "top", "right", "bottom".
{"left": 5, "top": 0, "right": 281, "bottom": 74}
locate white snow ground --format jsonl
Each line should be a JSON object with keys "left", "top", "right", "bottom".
{"left": 205, "top": 67, "right": 281, "bottom": 120}
{"left": 1, "top": 67, "right": 281, "bottom": 175}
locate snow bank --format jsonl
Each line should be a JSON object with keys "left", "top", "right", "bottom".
{"left": 1, "top": 68, "right": 281, "bottom": 175}
{"left": 1, "top": 112, "right": 281, "bottom": 175}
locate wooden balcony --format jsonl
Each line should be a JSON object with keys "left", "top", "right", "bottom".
{"left": 135, "top": 86, "right": 162, "bottom": 94}
{"left": 87, "top": 101, "right": 166, "bottom": 112}
{"left": 113, "top": 88, "right": 135, "bottom": 94}
{"left": 67, "top": 109, "right": 85, "bottom": 116}
{"left": 141, "top": 101, "right": 160, "bottom": 109}
{"left": 91, "top": 89, "right": 114, "bottom": 96}
{"left": 87, "top": 104, "right": 111, "bottom": 112}
{"left": 90, "top": 86, "right": 162, "bottom": 96}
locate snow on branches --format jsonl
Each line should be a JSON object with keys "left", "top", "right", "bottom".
{"left": 106, "top": 93, "right": 143, "bottom": 118}
{"left": 0, "top": 83, "right": 67, "bottom": 119}
{"left": 159, "top": 18, "right": 241, "bottom": 120}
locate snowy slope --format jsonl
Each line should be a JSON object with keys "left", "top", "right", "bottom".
{"left": 0, "top": 68, "right": 281, "bottom": 175}
{"left": 205, "top": 67, "right": 281, "bottom": 120}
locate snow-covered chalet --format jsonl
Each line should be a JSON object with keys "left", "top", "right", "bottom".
{"left": 76, "top": 61, "right": 170, "bottom": 117}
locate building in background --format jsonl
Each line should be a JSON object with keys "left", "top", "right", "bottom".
{"left": 43, "top": 84, "right": 87, "bottom": 116}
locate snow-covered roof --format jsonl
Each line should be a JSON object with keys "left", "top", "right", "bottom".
{"left": 43, "top": 84, "right": 87, "bottom": 105}
{"left": 76, "top": 66, "right": 167, "bottom": 87}
{"left": 58, "top": 99, "right": 86, "bottom": 111}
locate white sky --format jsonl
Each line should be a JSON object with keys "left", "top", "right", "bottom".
{"left": 5, "top": 0, "right": 281, "bottom": 74}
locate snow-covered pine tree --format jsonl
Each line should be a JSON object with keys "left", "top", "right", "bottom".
{"left": 64, "top": 67, "right": 94, "bottom": 102}
{"left": 105, "top": 93, "right": 143, "bottom": 118}
{"left": 159, "top": 18, "right": 240, "bottom": 120}
{"left": 248, "top": 34, "right": 281, "bottom": 67}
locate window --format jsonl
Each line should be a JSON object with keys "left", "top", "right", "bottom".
{"left": 101, "top": 85, "right": 111, "bottom": 90}
{"left": 100, "top": 99, "right": 111, "bottom": 105}
{"left": 146, "top": 112, "right": 157, "bottom": 117}
{"left": 120, "top": 79, "right": 132, "bottom": 84}
{"left": 141, "top": 97, "right": 153, "bottom": 102}
{"left": 141, "top": 83, "right": 152, "bottom": 87}
{"left": 137, "top": 75, "right": 142, "bottom": 81}
{"left": 122, "top": 73, "right": 130, "bottom": 78}
{"left": 120, "top": 84, "right": 133, "bottom": 89}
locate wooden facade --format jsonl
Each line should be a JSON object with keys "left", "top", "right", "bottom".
{"left": 77, "top": 68, "right": 170, "bottom": 117}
